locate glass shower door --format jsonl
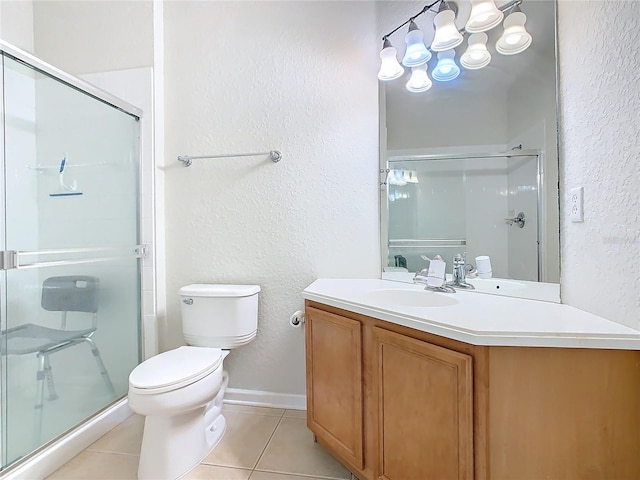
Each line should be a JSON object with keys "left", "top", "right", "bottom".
{"left": 0, "top": 53, "right": 142, "bottom": 468}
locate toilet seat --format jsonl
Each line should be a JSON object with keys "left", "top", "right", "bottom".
{"left": 129, "top": 346, "right": 223, "bottom": 394}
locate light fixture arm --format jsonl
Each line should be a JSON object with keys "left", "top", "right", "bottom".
{"left": 382, "top": 0, "right": 523, "bottom": 43}
{"left": 382, "top": 0, "right": 441, "bottom": 41}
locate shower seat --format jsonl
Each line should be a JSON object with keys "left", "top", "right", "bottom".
{"left": 0, "top": 275, "right": 116, "bottom": 443}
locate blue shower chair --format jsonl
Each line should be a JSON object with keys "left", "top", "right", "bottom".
{"left": 0, "top": 275, "right": 116, "bottom": 443}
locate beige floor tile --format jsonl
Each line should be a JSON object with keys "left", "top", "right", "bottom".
{"left": 201, "top": 412, "right": 281, "bottom": 469}
{"left": 250, "top": 472, "right": 332, "bottom": 480}
{"left": 223, "top": 404, "right": 285, "bottom": 417}
{"left": 283, "top": 409, "right": 306, "bottom": 419}
{"left": 183, "top": 464, "right": 252, "bottom": 479}
{"left": 87, "top": 414, "right": 144, "bottom": 455}
{"left": 255, "top": 417, "right": 351, "bottom": 479}
{"left": 46, "top": 451, "right": 138, "bottom": 479}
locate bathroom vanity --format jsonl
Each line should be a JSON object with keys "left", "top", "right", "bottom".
{"left": 302, "top": 279, "right": 640, "bottom": 480}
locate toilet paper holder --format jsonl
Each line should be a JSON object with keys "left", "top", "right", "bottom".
{"left": 289, "top": 310, "right": 306, "bottom": 327}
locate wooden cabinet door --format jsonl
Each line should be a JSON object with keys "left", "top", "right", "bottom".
{"left": 305, "top": 307, "right": 364, "bottom": 469}
{"left": 372, "top": 326, "right": 473, "bottom": 480}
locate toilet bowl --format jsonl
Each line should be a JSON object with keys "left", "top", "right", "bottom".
{"left": 128, "top": 284, "right": 260, "bottom": 480}
{"left": 129, "top": 346, "right": 228, "bottom": 479}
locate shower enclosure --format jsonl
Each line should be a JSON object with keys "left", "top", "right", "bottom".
{"left": 0, "top": 43, "right": 142, "bottom": 470}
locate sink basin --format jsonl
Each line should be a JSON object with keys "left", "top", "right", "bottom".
{"left": 362, "top": 289, "right": 459, "bottom": 308}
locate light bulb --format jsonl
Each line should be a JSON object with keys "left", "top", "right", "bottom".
{"left": 406, "top": 64, "right": 433, "bottom": 93}
{"left": 432, "top": 49, "right": 460, "bottom": 82}
{"left": 377, "top": 39, "right": 405, "bottom": 81}
{"left": 466, "top": 0, "right": 504, "bottom": 33}
{"left": 496, "top": 10, "right": 532, "bottom": 55}
{"left": 431, "top": 4, "right": 463, "bottom": 52}
{"left": 505, "top": 33, "right": 522, "bottom": 45}
{"left": 460, "top": 32, "right": 491, "bottom": 70}
{"left": 402, "top": 21, "right": 431, "bottom": 67}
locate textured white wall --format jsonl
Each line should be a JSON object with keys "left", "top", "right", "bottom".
{"left": 32, "top": 0, "right": 153, "bottom": 75}
{"left": 163, "top": 1, "right": 380, "bottom": 395}
{"left": 0, "top": 0, "right": 34, "bottom": 51}
{"left": 558, "top": 1, "right": 640, "bottom": 329}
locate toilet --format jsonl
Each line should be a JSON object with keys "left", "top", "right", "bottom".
{"left": 128, "top": 284, "right": 260, "bottom": 480}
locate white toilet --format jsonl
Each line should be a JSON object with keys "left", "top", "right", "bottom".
{"left": 128, "top": 284, "right": 260, "bottom": 480}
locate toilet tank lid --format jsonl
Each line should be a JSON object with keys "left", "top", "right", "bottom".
{"left": 180, "top": 284, "right": 261, "bottom": 298}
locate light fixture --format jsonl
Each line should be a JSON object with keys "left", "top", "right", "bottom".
{"left": 466, "top": 0, "right": 504, "bottom": 33}
{"left": 496, "top": 6, "right": 532, "bottom": 55}
{"left": 405, "top": 170, "right": 419, "bottom": 183}
{"left": 432, "top": 49, "right": 460, "bottom": 82}
{"left": 460, "top": 33, "right": 491, "bottom": 69}
{"left": 402, "top": 21, "right": 432, "bottom": 67}
{"left": 388, "top": 170, "right": 419, "bottom": 185}
{"left": 378, "top": 0, "right": 534, "bottom": 91}
{"left": 406, "top": 64, "right": 433, "bottom": 93}
{"left": 430, "top": 1, "right": 463, "bottom": 52}
{"left": 377, "top": 38, "right": 404, "bottom": 81}
{"left": 388, "top": 170, "right": 407, "bottom": 186}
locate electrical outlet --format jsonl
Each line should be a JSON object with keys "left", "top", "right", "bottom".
{"left": 570, "top": 187, "right": 584, "bottom": 222}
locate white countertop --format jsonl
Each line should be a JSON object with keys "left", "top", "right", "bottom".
{"left": 302, "top": 279, "right": 640, "bottom": 350}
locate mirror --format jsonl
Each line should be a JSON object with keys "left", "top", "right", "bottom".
{"left": 378, "top": 0, "right": 560, "bottom": 302}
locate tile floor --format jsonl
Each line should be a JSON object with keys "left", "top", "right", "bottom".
{"left": 46, "top": 405, "right": 353, "bottom": 480}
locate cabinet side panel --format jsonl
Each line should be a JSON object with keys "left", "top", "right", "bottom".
{"left": 372, "top": 326, "right": 473, "bottom": 480}
{"left": 489, "top": 347, "right": 640, "bottom": 479}
{"left": 305, "top": 306, "right": 364, "bottom": 469}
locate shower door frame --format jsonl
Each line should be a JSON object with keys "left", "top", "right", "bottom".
{"left": 0, "top": 39, "right": 145, "bottom": 471}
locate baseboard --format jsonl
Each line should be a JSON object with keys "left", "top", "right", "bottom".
{"left": 224, "top": 388, "right": 306, "bottom": 410}
{"left": 0, "top": 398, "right": 133, "bottom": 480}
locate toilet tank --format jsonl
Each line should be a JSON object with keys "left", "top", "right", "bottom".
{"left": 179, "top": 284, "right": 260, "bottom": 349}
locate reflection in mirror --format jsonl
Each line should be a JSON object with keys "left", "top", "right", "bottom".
{"left": 378, "top": 0, "right": 560, "bottom": 302}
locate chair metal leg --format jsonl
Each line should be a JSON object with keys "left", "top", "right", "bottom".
{"left": 43, "top": 354, "right": 59, "bottom": 401}
{"left": 84, "top": 337, "right": 116, "bottom": 398}
{"left": 34, "top": 353, "right": 46, "bottom": 446}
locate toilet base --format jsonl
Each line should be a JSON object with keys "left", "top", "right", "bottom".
{"left": 137, "top": 371, "right": 229, "bottom": 480}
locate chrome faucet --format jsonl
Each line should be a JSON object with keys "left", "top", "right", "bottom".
{"left": 448, "top": 253, "right": 475, "bottom": 290}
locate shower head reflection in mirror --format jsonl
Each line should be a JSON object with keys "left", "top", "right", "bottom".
{"left": 378, "top": 0, "right": 560, "bottom": 303}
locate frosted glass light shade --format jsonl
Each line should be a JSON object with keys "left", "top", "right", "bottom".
{"left": 460, "top": 33, "right": 491, "bottom": 69}
{"left": 496, "top": 11, "right": 532, "bottom": 55}
{"left": 431, "top": 9, "right": 463, "bottom": 52}
{"left": 377, "top": 39, "right": 404, "bottom": 81}
{"left": 402, "top": 21, "right": 431, "bottom": 67}
{"left": 466, "top": 0, "right": 504, "bottom": 33}
{"left": 406, "top": 64, "right": 433, "bottom": 93}
{"left": 432, "top": 49, "right": 460, "bottom": 82}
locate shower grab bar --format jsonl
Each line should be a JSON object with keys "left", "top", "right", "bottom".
{"left": 177, "top": 150, "right": 282, "bottom": 167}
{"left": 389, "top": 239, "right": 467, "bottom": 247}
{"left": 0, "top": 245, "right": 147, "bottom": 271}
{"left": 27, "top": 162, "right": 114, "bottom": 172}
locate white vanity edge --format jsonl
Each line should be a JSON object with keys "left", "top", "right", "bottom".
{"left": 302, "top": 279, "right": 640, "bottom": 350}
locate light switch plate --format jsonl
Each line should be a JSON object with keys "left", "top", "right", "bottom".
{"left": 570, "top": 187, "right": 584, "bottom": 222}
